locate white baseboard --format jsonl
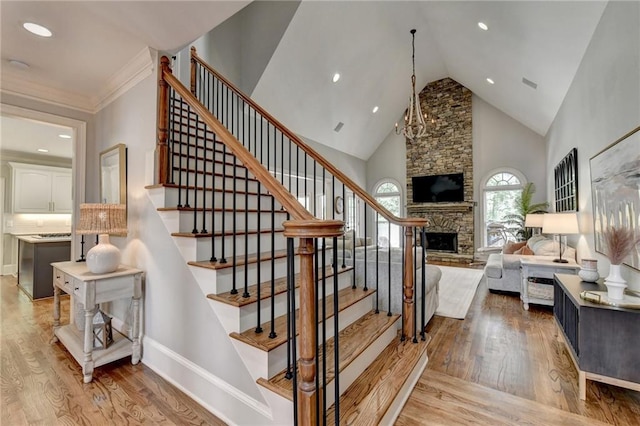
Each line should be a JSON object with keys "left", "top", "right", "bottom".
{"left": 141, "top": 336, "right": 275, "bottom": 425}
{"left": 2, "top": 264, "right": 17, "bottom": 276}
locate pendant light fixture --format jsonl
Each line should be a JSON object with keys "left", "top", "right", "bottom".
{"left": 396, "top": 29, "right": 428, "bottom": 142}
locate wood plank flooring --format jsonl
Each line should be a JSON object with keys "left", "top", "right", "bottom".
{"left": 397, "top": 266, "right": 640, "bottom": 425}
{"left": 0, "top": 275, "right": 226, "bottom": 426}
{"left": 3, "top": 268, "right": 639, "bottom": 425}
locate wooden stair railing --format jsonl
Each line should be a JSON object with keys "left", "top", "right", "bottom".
{"left": 188, "top": 48, "right": 428, "bottom": 341}
{"left": 157, "top": 51, "right": 430, "bottom": 424}
{"left": 157, "top": 56, "right": 344, "bottom": 425}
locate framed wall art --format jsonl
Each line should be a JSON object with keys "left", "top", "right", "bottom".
{"left": 590, "top": 126, "right": 640, "bottom": 270}
{"left": 554, "top": 148, "right": 578, "bottom": 212}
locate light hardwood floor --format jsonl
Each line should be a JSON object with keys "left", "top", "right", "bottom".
{"left": 398, "top": 266, "right": 640, "bottom": 425}
{"left": 2, "top": 270, "right": 639, "bottom": 425}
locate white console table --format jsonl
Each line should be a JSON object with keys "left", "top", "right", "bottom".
{"left": 520, "top": 257, "right": 578, "bottom": 310}
{"left": 51, "top": 261, "right": 143, "bottom": 383}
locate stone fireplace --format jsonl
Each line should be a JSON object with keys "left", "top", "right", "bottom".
{"left": 406, "top": 78, "right": 474, "bottom": 264}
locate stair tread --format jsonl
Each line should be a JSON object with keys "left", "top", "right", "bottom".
{"left": 187, "top": 244, "right": 333, "bottom": 271}
{"left": 208, "top": 265, "right": 354, "bottom": 307}
{"left": 171, "top": 228, "right": 284, "bottom": 238}
{"left": 156, "top": 206, "right": 288, "bottom": 214}
{"left": 325, "top": 334, "right": 429, "bottom": 425}
{"left": 188, "top": 248, "right": 290, "bottom": 270}
{"left": 147, "top": 183, "right": 275, "bottom": 198}
{"left": 256, "top": 311, "right": 401, "bottom": 401}
{"left": 230, "top": 286, "right": 376, "bottom": 352}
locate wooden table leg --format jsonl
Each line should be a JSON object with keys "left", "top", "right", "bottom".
{"left": 579, "top": 371, "right": 587, "bottom": 400}
{"left": 131, "top": 296, "right": 141, "bottom": 365}
{"left": 83, "top": 306, "right": 95, "bottom": 383}
{"left": 51, "top": 285, "right": 60, "bottom": 343}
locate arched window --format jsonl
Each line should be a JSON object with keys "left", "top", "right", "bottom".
{"left": 373, "top": 180, "right": 402, "bottom": 247}
{"left": 482, "top": 169, "right": 526, "bottom": 247}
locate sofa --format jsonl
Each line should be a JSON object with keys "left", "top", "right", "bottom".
{"left": 349, "top": 246, "right": 441, "bottom": 327}
{"left": 334, "top": 235, "right": 373, "bottom": 263}
{"left": 484, "top": 235, "right": 576, "bottom": 292}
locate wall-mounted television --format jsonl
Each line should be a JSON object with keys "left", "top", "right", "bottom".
{"left": 412, "top": 173, "right": 464, "bottom": 203}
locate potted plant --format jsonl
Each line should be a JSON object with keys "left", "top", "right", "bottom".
{"left": 503, "top": 182, "right": 549, "bottom": 241}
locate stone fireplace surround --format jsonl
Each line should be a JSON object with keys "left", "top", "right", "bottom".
{"left": 406, "top": 78, "right": 474, "bottom": 264}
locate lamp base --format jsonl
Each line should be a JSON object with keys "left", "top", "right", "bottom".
{"left": 553, "top": 258, "right": 569, "bottom": 263}
{"left": 86, "top": 234, "right": 120, "bottom": 274}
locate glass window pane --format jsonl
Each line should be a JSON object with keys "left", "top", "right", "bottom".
{"left": 376, "top": 182, "right": 399, "bottom": 194}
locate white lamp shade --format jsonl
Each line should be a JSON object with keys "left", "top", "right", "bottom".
{"left": 86, "top": 234, "right": 121, "bottom": 274}
{"left": 525, "top": 214, "right": 545, "bottom": 228}
{"left": 542, "top": 213, "right": 579, "bottom": 234}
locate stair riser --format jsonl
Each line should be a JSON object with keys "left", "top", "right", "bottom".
{"left": 169, "top": 171, "right": 261, "bottom": 194}
{"left": 176, "top": 210, "right": 289, "bottom": 235}
{"left": 161, "top": 187, "right": 277, "bottom": 211}
{"left": 176, "top": 232, "right": 288, "bottom": 262}
{"left": 236, "top": 273, "right": 354, "bottom": 334}
{"left": 211, "top": 251, "right": 336, "bottom": 295}
{"left": 265, "top": 293, "right": 376, "bottom": 379}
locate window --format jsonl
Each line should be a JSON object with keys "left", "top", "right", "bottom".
{"left": 373, "top": 180, "right": 402, "bottom": 247}
{"left": 482, "top": 170, "right": 526, "bottom": 247}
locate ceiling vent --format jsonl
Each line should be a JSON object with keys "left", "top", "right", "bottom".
{"left": 522, "top": 77, "right": 538, "bottom": 90}
{"left": 334, "top": 122, "right": 344, "bottom": 133}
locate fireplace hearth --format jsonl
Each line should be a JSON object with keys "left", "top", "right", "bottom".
{"left": 425, "top": 232, "right": 458, "bottom": 253}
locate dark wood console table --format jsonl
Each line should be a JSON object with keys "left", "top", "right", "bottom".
{"left": 554, "top": 273, "right": 640, "bottom": 399}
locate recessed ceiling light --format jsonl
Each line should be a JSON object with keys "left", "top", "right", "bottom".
{"left": 478, "top": 22, "right": 489, "bottom": 31}
{"left": 332, "top": 73, "right": 340, "bottom": 83}
{"left": 23, "top": 22, "right": 52, "bottom": 37}
{"left": 8, "top": 59, "right": 30, "bottom": 70}
{"left": 372, "top": 106, "right": 379, "bottom": 113}
{"left": 58, "top": 134, "right": 71, "bottom": 139}
{"left": 486, "top": 78, "right": 495, "bottom": 85}
{"left": 37, "top": 148, "right": 49, "bottom": 153}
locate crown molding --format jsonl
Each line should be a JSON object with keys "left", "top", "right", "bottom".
{"left": 0, "top": 74, "right": 94, "bottom": 113}
{"left": 0, "top": 47, "right": 157, "bottom": 114}
{"left": 93, "top": 47, "right": 156, "bottom": 112}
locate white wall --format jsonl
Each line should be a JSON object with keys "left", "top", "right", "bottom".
{"left": 91, "top": 57, "right": 269, "bottom": 422}
{"left": 545, "top": 1, "right": 640, "bottom": 289}
{"left": 366, "top": 119, "right": 407, "bottom": 213}
{"left": 472, "top": 95, "right": 547, "bottom": 246}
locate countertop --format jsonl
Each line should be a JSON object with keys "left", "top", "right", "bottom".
{"left": 16, "top": 235, "right": 72, "bottom": 244}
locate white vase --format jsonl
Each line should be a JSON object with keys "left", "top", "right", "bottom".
{"left": 604, "top": 264, "right": 627, "bottom": 300}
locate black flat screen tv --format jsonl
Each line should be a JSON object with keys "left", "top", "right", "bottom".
{"left": 412, "top": 173, "right": 464, "bottom": 203}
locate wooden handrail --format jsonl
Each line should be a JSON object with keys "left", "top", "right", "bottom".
{"left": 161, "top": 60, "right": 317, "bottom": 223}
{"left": 191, "top": 49, "right": 427, "bottom": 228}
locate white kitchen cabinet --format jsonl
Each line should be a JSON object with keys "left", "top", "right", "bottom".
{"left": 10, "top": 162, "right": 72, "bottom": 213}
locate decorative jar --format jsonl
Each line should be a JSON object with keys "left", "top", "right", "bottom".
{"left": 578, "top": 258, "right": 599, "bottom": 283}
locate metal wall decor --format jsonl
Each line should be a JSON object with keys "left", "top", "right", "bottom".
{"left": 554, "top": 148, "right": 578, "bottom": 212}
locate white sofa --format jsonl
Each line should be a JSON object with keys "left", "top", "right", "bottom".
{"left": 349, "top": 247, "right": 441, "bottom": 327}
{"left": 484, "top": 235, "right": 576, "bottom": 292}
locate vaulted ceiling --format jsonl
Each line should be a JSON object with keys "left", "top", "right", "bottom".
{"left": 1, "top": 1, "right": 608, "bottom": 160}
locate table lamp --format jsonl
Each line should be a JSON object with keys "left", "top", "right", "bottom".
{"left": 542, "top": 213, "right": 579, "bottom": 263}
{"left": 76, "top": 203, "right": 127, "bottom": 273}
{"left": 525, "top": 214, "right": 545, "bottom": 235}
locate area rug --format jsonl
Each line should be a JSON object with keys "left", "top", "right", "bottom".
{"left": 435, "top": 265, "right": 484, "bottom": 319}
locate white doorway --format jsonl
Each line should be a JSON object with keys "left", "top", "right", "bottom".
{"left": 0, "top": 104, "right": 86, "bottom": 266}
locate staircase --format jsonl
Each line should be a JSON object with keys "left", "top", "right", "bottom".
{"left": 147, "top": 50, "right": 431, "bottom": 424}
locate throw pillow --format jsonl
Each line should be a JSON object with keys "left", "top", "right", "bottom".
{"left": 514, "top": 245, "right": 534, "bottom": 255}
{"left": 503, "top": 241, "right": 526, "bottom": 254}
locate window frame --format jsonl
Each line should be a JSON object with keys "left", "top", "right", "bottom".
{"left": 481, "top": 168, "right": 527, "bottom": 247}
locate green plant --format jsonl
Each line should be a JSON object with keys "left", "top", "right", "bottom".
{"left": 503, "top": 182, "right": 549, "bottom": 241}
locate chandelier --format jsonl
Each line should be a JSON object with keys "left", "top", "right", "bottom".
{"left": 396, "top": 29, "right": 428, "bottom": 142}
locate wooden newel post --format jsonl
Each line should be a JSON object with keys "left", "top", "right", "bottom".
{"left": 190, "top": 46, "right": 197, "bottom": 95}
{"left": 403, "top": 226, "right": 415, "bottom": 341}
{"left": 283, "top": 219, "right": 344, "bottom": 426}
{"left": 156, "top": 56, "right": 172, "bottom": 185}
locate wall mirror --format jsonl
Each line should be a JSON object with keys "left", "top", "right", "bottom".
{"left": 100, "top": 143, "right": 127, "bottom": 205}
